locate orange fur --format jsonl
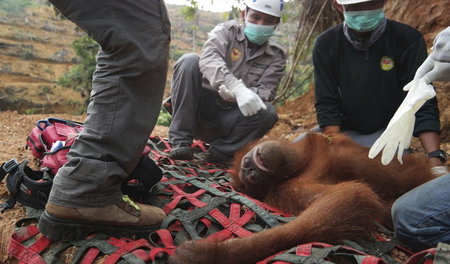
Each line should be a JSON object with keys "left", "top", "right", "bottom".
{"left": 169, "top": 133, "right": 434, "bottom": 264}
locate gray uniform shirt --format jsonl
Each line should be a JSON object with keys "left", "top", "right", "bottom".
{"left": 199, "top": 20, "right": 287, "bottom": 102}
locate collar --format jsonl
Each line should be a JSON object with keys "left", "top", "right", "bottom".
{"left": 343, "top": 18, "right": 387, "bottom": 51}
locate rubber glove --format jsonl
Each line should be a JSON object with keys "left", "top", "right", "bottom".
{"left": 226, "top": 79, "right": 266, "bottom": 117}
{"left": 414, "top": 27, "right": 450, "bottom": 84}
{"left": 218, "top": 84, "right": 236, "bottom": 102}
{"left": 414, "top": 56, "right": 450, "bottom": 84}
{"left": 368, "top": 79, "right": 436, "bottom": 165}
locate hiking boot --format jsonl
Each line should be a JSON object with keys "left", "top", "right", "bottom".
{"left": 38, "top": 195, "right": 166, "bottom": 241}
{"left": 169, "top": 143, "right": 194, "bottom": 160}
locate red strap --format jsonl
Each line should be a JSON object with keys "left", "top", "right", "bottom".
{"left": 206, "top": 203, "right": 254, "bottom": 242}
{"left": 361, "top": 255, "right": 386, "bottom": 264}
{"left": 149, "top": 229, "right": 176, "bottom": 260}
{"left": 103, "top": 238, "right": 151, "bottom": 264}
{"left": 162, "top": 184, "right": 208, "bottom": 214}
{"left": 191, "top": 140, "right": 208, "bottom": 152}
{"left": 404, "top": 248, "right": 436, "bottom": 264}
{"left": 80, "top": 247, "right": 101, "bottom": 264}
{"left": 8, "top": 225, "right": 51, "bottom": 264}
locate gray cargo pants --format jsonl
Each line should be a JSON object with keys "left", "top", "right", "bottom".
{"left": 48, "top": 0, "right": 170, "bottom": 207}
{"left": 169, "top": 54, "right": 278, "bottom": 160}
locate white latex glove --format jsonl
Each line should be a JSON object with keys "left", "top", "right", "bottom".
{"left": 227, "top": 79, "right": 266, "bottom": 117}
{"left": 368, "top": 79, "right": 436, "bottom": 165}
{"left": 414, "top": 27, "right": 450, "bottom": 84}
{"left": 218, "top": 84, "right": 236, "bottom": 102}
{"left": 414, "top": 56, "right": 450, "bottom": 84}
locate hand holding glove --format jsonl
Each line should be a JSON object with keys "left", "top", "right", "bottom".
{"left": 368, "top": 79, "right": 436, "bottom": 165}
{"left": 414, "top": 56, "right": 450, "bottom": 84}
{"left": 414, "top": 27, "right": 450, "bottom": 84}
{"left": 218, "top": 84, "right": 236, "bottom": 102}
{"left": 222, "top": 79, "right": 266, "bottom": 117}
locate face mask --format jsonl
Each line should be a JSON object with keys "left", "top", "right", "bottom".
{"left": 343, "top": 8, "right": 385, "bottom": 32}
{"left": 244, "top": 21, "right": 276, "bottom": 45}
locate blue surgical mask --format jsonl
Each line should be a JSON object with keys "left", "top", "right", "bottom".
{"left": 344, "top": 8, "right": 385, "bottom": 32}
{"left": 244, "top": 21, "right": 276, "bottom": 45}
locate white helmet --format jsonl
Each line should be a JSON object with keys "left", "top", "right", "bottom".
{"left": 244, "top": 0, "right": 284, "bottom": 18}
{"left": 336, "top": 0, "right": 373, "bottom": 4}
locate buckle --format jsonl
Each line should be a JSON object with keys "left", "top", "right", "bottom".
{"left": 2, "top": 159, "right": 19, "bottom": 173}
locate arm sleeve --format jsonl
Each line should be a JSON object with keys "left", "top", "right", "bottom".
{"left": 199, "top": 24, "right": 238, "bottom": 90}
{"left": 313, "top": 36, "right": 343, "bottom": 128}
{"left": 247, "top": 49, "right": 286, "bottom": 102}
{"left": 398, "top": 37, "right": 441, "bottom": 136}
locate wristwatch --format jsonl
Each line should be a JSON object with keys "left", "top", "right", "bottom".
{"left": 427, "top": 150, "right": 448, "bottom": 163}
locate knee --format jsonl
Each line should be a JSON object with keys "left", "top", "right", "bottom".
{"left": 262, "top": 103, "right": 278, "bottom": 124}
{"left": 174, "top": 53, "right": 200, "bottom": 72}
{"left": 391, "top": 196, "right": 413, "bottom": 233}
{"left": 255, "top": 103, "right": 278, "bottom": 131}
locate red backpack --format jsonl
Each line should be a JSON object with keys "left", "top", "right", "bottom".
{"left": 1, "top": 117, "right": 161, "bottom": 211}
{"left": 26, "top": 118, "right": 83, "bottom": 175}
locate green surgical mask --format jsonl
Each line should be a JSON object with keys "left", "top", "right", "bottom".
{"left": 244, "top": 21, "right": 276, "bottom": 45}
{"left": 344, "top": 8, "right": 385, "bottom": 32}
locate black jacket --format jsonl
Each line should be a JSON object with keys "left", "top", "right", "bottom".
{"left": 313, "top": 20, "right": 440, "bottom": 136}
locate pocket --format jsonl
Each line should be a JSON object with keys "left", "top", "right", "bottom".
{"left": 246, "top": 67, "right": 266, "bottom": 85}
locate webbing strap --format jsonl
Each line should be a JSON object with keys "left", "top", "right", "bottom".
{"left": 206, "top": 203, "right": 254, "bottom": 241}
{"left": 188, "top": 178, "right": 283, "bottom": 227}
{"left": 403, "top": 248, "right": 436, "bottom": 264}
{"left": 160, "top": 197, "right": 228, "bottom": 240}
{"left": 8, "top": 225, "right": 49, "bottom": 264}
{"left": 148, "top": 229, "right": 176, "bottom": 260}
{"left": 265, "top": 243, "right": 386, "bottom": 264}
{"left": 9, "top": 225, "right": 154, "bottom": 264}
{"left": 103, "top": 238, "right": 151, "bottom": 264}
{"left": 162, "top": 184, "right": 208, "bottom": 213}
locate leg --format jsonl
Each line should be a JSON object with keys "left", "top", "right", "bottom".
{"left": 168, "top": 53, "right": 204, "bottom": 160}
{"left": 293, "top": 126, "right": 320, "bottom": 142}
{"left": 392, "top": 173, "right": 450, "bottom": 251}
{"left": 169, "top": 53, "right": 204, "bottom": 146}
{"left": 343, "top": 129, "right": 384, "bottom": 148}
{"left": 208, "top": 102, "right": 278, "bottom": 160}
{"left": 39, "top": 0, "right": 170, "bottom": 240}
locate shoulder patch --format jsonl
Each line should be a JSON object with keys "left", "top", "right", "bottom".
{"left": 231, "top": 47, "right": 242, "bottom": 62}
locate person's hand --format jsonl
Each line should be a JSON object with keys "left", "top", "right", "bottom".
{"left": 227, "top": 79, "right": 266, "bottom": 117}
{"left": 431, "top": 166, "right": 449, "bottom": 177}
{"left": 414, "top": 56, "right": 450, "bottom": 84}
{"left": 414, "top": 27, "right": 450, "bottom": 84}
{"left": 218, "top": 84, "right": 236, "bottom": 102}
{"left": 369, "top": 79, "right": 436, "bottom": 165}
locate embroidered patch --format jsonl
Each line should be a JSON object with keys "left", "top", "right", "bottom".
{"left": 231, "top": 48, "right": 242, "bottom": 62}
{"left": 380, "top": 56, "right": 395, "bottom": 71}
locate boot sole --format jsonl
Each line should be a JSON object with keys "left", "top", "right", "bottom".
{"left": 38, "top": 211, "right": 159, "bottom": 241}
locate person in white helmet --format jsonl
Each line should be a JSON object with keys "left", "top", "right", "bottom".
{"left": 298, "top": 0, "right": 444, "bottom": 170}
{"left": 374, "top": 26, "right": 450, "bottom": 252}
{"left": 167, "top": 0, "right": 286, "bottom": 165}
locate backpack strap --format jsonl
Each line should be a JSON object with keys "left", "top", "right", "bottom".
{"left": 0, "top": 159, "right": 52, "bottom": 211}
{"left": 0, "top": 159, "right": 21, "bottom": 212}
